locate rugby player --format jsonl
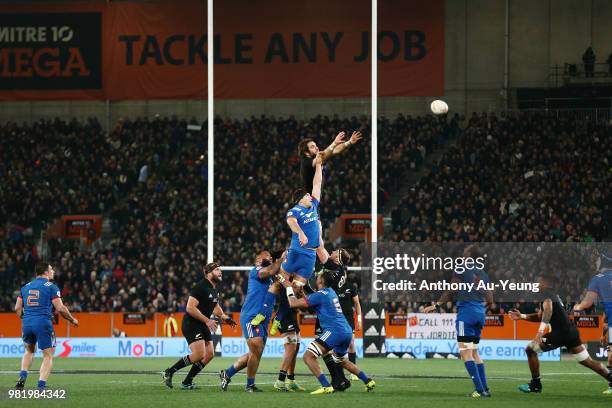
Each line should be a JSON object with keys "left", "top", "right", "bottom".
{"left": 424, "top": 245, "right": 493, "bottom": 398}
{"left": 273, "top": 288, "right": 307, "bottom": 392}
{"left": 510, "top": 275, "right": 612, "bottom": 393}
{"left": 162, "top": 262, "right": 236, "bottom": 389}
{"left": 219, "top": 251, "right": 282, "bottom": 392}
{"left": 298, "top": 130, "right": 362, "bottom": 193}
{"left": 311, "top": 247, "right": 361, "bottom": 390}
{"left": 281, "top": 271, "right": 375, "bottom": 395}
{"left": 251, "top": 158, "right": 324, "bottom": 333}
{"left": 572, "top": 249, "right": 612, "bottom": 394}
{"left": 15, "top": 264, "right": 79, "bottom": 390}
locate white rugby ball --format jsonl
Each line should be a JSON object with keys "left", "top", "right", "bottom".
{"left": 430, "top": 99, "right": 448, "bottom": 115}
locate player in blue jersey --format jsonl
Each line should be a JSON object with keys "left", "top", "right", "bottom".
{"left": 219, "top": 250, "right": 282, "bottom": 392}
{"left": 573, "top": 248, "right": 612, "bottom": 394}
{"left": 250, "top": 158, "right": 324, "bottom": 335}
{"left": 424, "top": 245, "right": 493, "bottom": 398}
{"left": 14, "top": 264, "right": 79, "bottom": 391}
{"left": 280, "top": 271, "right": 375, "bottom": 395}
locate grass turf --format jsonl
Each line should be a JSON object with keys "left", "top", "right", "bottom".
{"left": 0, "top": 357, "right": 610, "bottom": 407}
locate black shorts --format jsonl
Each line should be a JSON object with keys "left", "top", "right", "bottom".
{"left": 182, "top": 316, "right": 212, "bottom": 345}
{"left": 542, "top": 325, "right": 582, "bottom": 351}
{"left": 279, "top": 309, "right": 300, "bottom": 334}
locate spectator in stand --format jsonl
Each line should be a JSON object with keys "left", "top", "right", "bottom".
{"left": 582, "top": 46, "right": 596, "bottom": 78}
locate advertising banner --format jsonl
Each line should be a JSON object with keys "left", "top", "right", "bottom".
{"left": 0, "top": 337, "right": 363, "bottom": 359}
{"left": 385, "top": 339, "right": 561, "bottom": 361}
{"left": 0, "top": 0, "right": 445, "bottom": 100}
{"left": 406, "top": 313, "right": 456, "bottom": 340}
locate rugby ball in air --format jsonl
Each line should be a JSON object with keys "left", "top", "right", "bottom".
{"left": 430, "top": 100, "right": 449, "bottom": 115}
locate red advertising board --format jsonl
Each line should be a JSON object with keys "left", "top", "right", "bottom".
{"left": 0, "top": 0, "right": 444, "bottom": 100}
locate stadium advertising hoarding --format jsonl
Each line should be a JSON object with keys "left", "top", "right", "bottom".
{"left": 0, "top": 337, "right": 361, "bottom": 359}
{"left": 385, "top": 339, "right": 561, "bottom": 361}
{"left": 0, "top": 0, "right": 444, "bottom": 100}
{"left": 405, "top": 313, "right": 507, "bottom": 340}
{"left": 0, "top": 11, "right": 102, "bottom": 94}
{"left": 0, "top": 337, "right": 560, "bottom": 361}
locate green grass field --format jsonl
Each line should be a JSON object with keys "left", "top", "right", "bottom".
{"left": 0, "top": 357, "right": 610, "bottom": 407}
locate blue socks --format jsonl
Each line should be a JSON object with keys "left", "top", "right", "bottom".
{"left": 477, "top": 363, "right": 489, "bottom": 391}
{"left": 317, "top": 374, "right": 331, "bottom": 387}
{"left": 260, "top": 291, "right": 277, "bottom": 319}
{"left": 357, "top": 371, "right": 369, "bottom": 383}
{"left": 37, "top": 380, "right": 46, "bottom": 390}
{"left": 464, "top": 361, "right": 484, "bottom": 393}
{"left": 247, "top": 377, "right": 255, "bottom": 387}
{"left": 19, "top": 370, "right": 27, "bottom": 380}
{"left": 226, "top": 365, "right": 238, "bottom": 378}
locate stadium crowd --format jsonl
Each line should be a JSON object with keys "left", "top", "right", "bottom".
{"left": 384, "top": 112, "right": 611, "bottom": 314}
{"left": 1, "top": 112, "right": 610, "bottom": 315}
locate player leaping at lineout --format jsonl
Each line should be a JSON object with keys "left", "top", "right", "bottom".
{"left": 250, "top": 156, "right": 324, "bottom": 333}
{"left": 250, "top": 130, "right": 362, "bottom": 334}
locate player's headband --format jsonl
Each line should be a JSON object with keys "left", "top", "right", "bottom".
{"left": 204, "top": 262, "right": 220, "bottom": 273}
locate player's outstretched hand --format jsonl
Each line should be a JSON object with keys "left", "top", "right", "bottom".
{"left": 223, "top": 315, "right": 237, "bottom": 328}
{"left": 205, "top": 318, "right": 218, "bottom": 333}
{"left": 333, "top": 131, "right": 346, "bottom": 145}
{"left": 508, "top": 309, "right": 521, "bottom": 321}
{"left": 350, "top": 130, "right": 363, "bottom": 144}
{"left": 71, "top": 318, "right": 79, "bottom": 327}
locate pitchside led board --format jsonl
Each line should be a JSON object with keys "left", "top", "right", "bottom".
{"left": 0, "top": 0, "right": 444, "bottom": 100}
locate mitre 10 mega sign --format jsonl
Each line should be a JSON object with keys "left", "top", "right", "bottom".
{"left": 0, "top": 12, "right": 101, "bottom": 90}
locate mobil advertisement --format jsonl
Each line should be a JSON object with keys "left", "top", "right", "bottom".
{"left": 385, "top": 339, "right": 561, "bottom": 361}
{"left": 0, "top": 338, "right": 187, "bottom": 358}
{"left": 221, "top": 337, "right": 364, "bottom": 358}
{"left": 0, "top": 337, "right": 362, "bottom": 359}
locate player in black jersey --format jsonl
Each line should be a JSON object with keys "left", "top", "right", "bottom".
{"left": 298, "top": 130, "right": 362, "bottom": 193}
{"left": 308, "top": 247, "right": 361, "bottom": 391}
{"left": 273, "top": 284, "right": 307, "bottom": 392}
{"left": 162, "top": 262, "right": 236, "bottom": 390}
{"left": 509, "top": 276, "right": 612, "bottom": 393}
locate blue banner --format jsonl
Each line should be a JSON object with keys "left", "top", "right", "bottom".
{"left": 384, "top": 339, "right": 561, "bottom": 361}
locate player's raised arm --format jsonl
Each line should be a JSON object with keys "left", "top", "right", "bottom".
{"left": 318, "top": 132, "right": 346, "bottom": 163}
{"left": 330, "top": 130, "right": 362, "bottom": 157}
{"left": 573, "top": 290, "right": 598, "bottom": 312}
{"left": 258, "top": 257, "right": 283, "bottom": 279}
{"left": 186, "top": 296, "right": 217, "bottom": 332}
{"left": 14, "top": 296, "right": 23, "bottom": 319}
{"left": 311, "top": 158, "right": 323, "bottom": 200}
{"left": 51, "top": 297, "right": 79, "bottom": 326}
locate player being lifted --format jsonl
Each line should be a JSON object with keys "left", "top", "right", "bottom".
{"left": 219, "top": 251, "right": 283, "bottom": 392}
{"left": 281, "top": 271, "right": 375, "bottom": 394}
{"left": 424, "top": 245, "right": 493, "bottom": 398}
{"left": 250, "top": 157, "right": 324, "bottom": 333}
{"left": 162, "top": 262, "right": 236, "bottom": 390}
{"left": 309, "top": 247, "right": 361, "bottom": 391}
{"left": 15, "top": 264, "right": 79, "bottom": 391}
{"left": 572, "top": 248, "right": 612, "bottom": 394}
{"left": 510, "top": 275, "right": 612, "bottom": 394}
{"left": 250, "top": 130, "right": 363, "bottom": 333}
